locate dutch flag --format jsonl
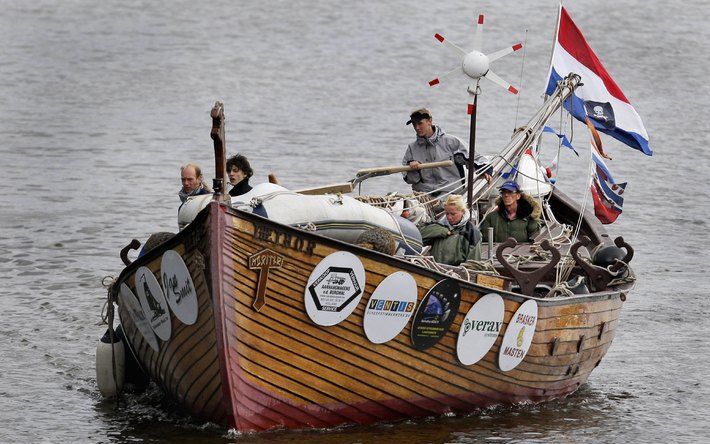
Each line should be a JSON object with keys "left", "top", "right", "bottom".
{"left": 545, "top": 6, "right": 652, "bottom": 156}
{"left": 589, "top": 121, "right": 627, "bottom": 224}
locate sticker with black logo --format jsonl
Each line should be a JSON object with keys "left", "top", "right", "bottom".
{"left": 410, "top": 279, "right": 461, "bottom": 350}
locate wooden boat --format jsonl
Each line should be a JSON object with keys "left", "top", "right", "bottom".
{"left": 104, "top": 71, "right": 636, "bottom": 432}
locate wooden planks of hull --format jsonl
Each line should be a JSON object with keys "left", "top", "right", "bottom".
{"left": 217, "top": 204, "right": 625, "bottom": 431}
{"left": 112, "top": 201, "right": 626, "bottom": 432}
{"left": 115, "top": 210, "right": 232, "bottom": 425}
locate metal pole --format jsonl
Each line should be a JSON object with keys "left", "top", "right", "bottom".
{"left": 466, "top": 84, "right": 479, "bottom": 210}
{"left": 487, "top": 227, "right": 494, "bottom": 259}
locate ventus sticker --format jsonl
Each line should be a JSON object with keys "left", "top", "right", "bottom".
{"left": 363, "top": 271, "right": 418, "bottom": 344}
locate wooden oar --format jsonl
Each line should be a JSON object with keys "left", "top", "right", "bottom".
{"left": 355, "top": 160, "right": 453, "bottom": 177}
{"left": 296, "top": 160, "right": 454, "bottom": 195}
{"left": 296, "top": 182, "right": 355, "bottom": 195}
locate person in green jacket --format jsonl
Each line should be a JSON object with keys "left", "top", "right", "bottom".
{"left": 419, "top": 194, "right": 482, "bottom": 265}
{"left": 480, "top": 181, "right": 542, "bottom": 243}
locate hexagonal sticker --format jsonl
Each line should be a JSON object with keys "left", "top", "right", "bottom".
{"left": 304, "top": 251, "right": 365, "bottom": 326}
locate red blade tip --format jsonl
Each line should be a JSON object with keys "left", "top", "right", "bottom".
{"left": 429, "top": 78, "right": 440, "bottom": 87}
{"left": 478, "top": 14, "right": 484, "bottom": 24}
{"left": 508, "top": 86, "right": 519, "bottom": 95}
{"left": 512, "top": 43, "right": 523, "bottom": 51}
{"left": 434, "top": 33, "right": 444, "bottom": 42}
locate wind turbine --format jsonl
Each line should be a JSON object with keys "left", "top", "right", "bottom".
{"left": 428, "top": 13, "right": 523, "bottom": 208}
{"left": 429, "top": 14, "right": 522, "bottom": 93}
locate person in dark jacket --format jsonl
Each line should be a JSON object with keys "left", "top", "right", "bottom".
{"left": 480, "top": 181, "right": 542, "bottom": 243}
{"left": 227, "top": 153, "right": 253, "bottom": 197}
{"left": 419, "top": 194, "right": 482, "bottom": 265}
{"left": 178, "top": 163, "right": 211, "bottom": 203}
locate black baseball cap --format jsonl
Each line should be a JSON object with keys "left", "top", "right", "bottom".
{"left": 406, "top": 108, "right": 432, "bottom": 125}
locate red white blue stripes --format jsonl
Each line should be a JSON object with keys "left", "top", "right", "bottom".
{"left": 546, "top": 6, "right": 651, "bottom": 155}
{"left": 590, "top": 125, "right": 627, "bottom": 224}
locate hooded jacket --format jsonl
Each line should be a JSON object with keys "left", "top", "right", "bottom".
{"left": 480, "top": 193, "right": 542, "bottom": 243}
{"left": 402, "top": 126, "right": 468, "bottom": 195}
{"left": 419, "top": 209, "right": 482, "bottom": 265}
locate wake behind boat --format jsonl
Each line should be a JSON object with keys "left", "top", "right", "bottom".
{"left": 96, "top": 7, "right": 647, "bottom": 432}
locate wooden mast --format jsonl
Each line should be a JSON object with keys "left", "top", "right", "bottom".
{"left": 210, "top": 101, "right": 228, "bottom": 201}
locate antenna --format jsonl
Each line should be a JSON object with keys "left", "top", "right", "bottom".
{"left": 428, "top": 13, "right": 523, "bottom": 210}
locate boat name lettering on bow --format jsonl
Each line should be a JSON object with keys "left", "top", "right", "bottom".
{"left": 254, "top": 224, "right": 316, "bottom": 255}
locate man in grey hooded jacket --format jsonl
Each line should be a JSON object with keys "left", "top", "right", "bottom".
{"left": 402, "top": 108, "right": 486, "bottom": 197}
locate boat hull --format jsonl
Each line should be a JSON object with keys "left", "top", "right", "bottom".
{"left": 115, "top": 201, "right": 626, "bottom": 431}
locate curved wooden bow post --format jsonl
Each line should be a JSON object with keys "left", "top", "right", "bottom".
{"left": 120, "top": 239, "right": 141, "bottom": 266}
{"left": 495, "top": 238, "right": 561, "bottom": 296}
{"left": 210, "top": 101, "right": 228, "bottom": 202}
{"left": 570, "top": 236, "right": 634, "bottom": 292}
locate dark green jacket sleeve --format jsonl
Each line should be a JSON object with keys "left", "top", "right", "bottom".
{"left": 419, "top": 223, "right": 450, "bottom": 244}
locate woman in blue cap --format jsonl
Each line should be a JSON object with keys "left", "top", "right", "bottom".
{"left": 480, "top": 181, "right": 542, "bottom": 243}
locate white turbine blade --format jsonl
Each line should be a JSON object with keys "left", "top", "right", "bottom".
{"left": 434, "top": 33, "right": 466, "bottom": 56}
{"left": 487, "top": 43, "right": 523, "bottom": 63}
{"left": 472, "top": 14, "right": 484, "bottom": 51}
{"left": 429, "top": 66, "right": 463, "bottom": 87}
{"left": 483, "top": 70, "right": 519, "bottom": 94}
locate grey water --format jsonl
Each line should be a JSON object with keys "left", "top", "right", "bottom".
{"left": 1, "top": 0, "right": 708, "bottom": 442}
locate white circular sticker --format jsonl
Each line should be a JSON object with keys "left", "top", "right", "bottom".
{"left": 135, "top": 267, "right": 172, "bottom": 341}
{"left": 160, "top": 250, "right": 199, "bottom": 325}
{"left": 457, "top": 293, "right": 505, "bottom": 366}
{"left": 363, "top": 271, "right": 418, "bottom": 344}
{"left": 498, "top": 299, "right": 538, "bottom": 372}
{"left": 119, "top": 283, "right": 159, "bottom": 352}
{"left": 304, "top": 251, "right": 365, "bottom": 326}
